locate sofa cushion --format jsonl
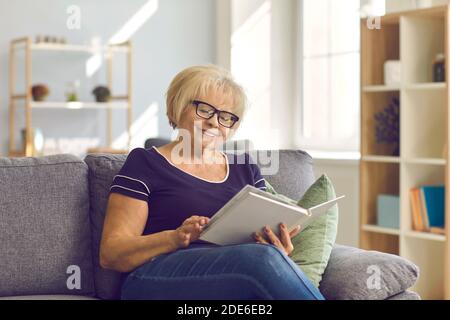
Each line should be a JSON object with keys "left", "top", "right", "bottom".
{"left": 319, "top": 244, "right": 419, "bottom": 300}
{"left": 263, "top": 175, "right": 339, "bottom": 287}
{"left": 386, "top": 290, "right": 421, "bottom": 300}
{"left": 84, "top": 153, "right": 129, "bottom": 300}
{"left": 258, "top": 150, "right": 315, "bottom": 199}
{"left": 0, "top": 155, "right": 95, "bottom": 297}
{"left": 289, "top": 174, "right": 339, "bottom": 287}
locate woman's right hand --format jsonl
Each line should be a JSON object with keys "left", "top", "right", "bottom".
{"left": 170, "top": 215, "right": 210, "bottom": 249}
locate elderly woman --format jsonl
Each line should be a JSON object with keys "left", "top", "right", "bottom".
{"left": 100, "top": 65, "right": 324, "bottom": 300}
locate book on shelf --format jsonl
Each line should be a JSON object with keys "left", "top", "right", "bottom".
{"left": 409, "top": 185, "right": 445, "bottom": 233}
{"left": 409, "top": 188, "right": 423, "bottom": 231}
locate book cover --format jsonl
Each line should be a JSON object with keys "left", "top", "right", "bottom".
{"left": 410, "top": 188, "right": 423, "bottom": 231}
{"left": 409, "top": 189, "right": 418, "bottom": 230}
{"left": 419, "top": 188, "right": 430, "bottom": 230}
{"left": 422, "top": 186, "right": 445, "bottom": 228}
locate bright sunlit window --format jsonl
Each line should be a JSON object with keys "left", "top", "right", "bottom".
{"left": 297, "top": 0, "right": 361, "bottom": 154}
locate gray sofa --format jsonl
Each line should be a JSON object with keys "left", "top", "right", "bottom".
{"left": 0, "top": 149, "right": 420, "bottom": 300}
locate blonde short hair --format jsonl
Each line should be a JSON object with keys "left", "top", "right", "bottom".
{"left": 166, "top": 65, "right": 247, "bottom": 129}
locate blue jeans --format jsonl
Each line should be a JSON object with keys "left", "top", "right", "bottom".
{"left": 121, "top": 242, "right": 325, "bottom": 300}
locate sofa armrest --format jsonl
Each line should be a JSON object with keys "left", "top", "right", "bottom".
{"left": 318, "top": 245, "right": 419, "bottom": 300}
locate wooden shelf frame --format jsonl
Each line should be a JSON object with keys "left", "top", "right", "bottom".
{"left": 8, "top": 37, "right": 133, "bottom": 157}
{"left": 360, "top": 5, "right": 450, "bottom": 300}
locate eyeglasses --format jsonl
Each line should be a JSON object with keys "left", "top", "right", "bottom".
{"left": 191, "top": 100, "right": 240, "bottom": 128}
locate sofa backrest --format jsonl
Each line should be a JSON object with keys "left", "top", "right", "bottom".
{"left": 84, "top": 148, "right": 315, "bottom": 299}
{"left": 0, "top": 154, "right": 95, "bottom": 297}
{"left": 258, "top": 150, "right": 315, "bottom": 199}
{"left": 84, "top": 153, "right": 131, "bottom": 300}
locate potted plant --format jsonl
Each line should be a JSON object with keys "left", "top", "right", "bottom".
{"left": 66, "top": 80, "right": 80, "bottom": 102}
{"left": 31, "top": 84, "right": 49, "bottom": 101}
{"left": 374, "top": 97, "right": 400, "bottom": 156}
{"left": 92, "top": 86, "right": 111, "bottom": 102}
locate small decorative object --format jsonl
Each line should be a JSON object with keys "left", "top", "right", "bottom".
{"left": 33, "top": 128, "right": 45, "bottom": 155}
{"left": 31, "top": 84, "right": 49, "bottom": 101}
{"left": 36, "top": 35, "right": 66, "bottom": 44}
{"left": 377, "top": 194, "right": 400, "bottom": 229}
{"left": 92, "top": 86, "right": 111, "bottom": 102}
{"left": 384, "top": 60, "right": 401, "bottom": 86}
{"left": 21, "top": 128, "right": 44, "bottom": 155}
{"left": 66, "top": 80, "right": 80, "bottom": 102}
{"left": 374, "top": 97, "right": 400, "bottom": 156}
{"left": 433, "top": 53, "right": 445, "bottom": 82}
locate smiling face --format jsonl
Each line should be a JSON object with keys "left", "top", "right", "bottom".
{"left": 177, "top": 88, "right": 238, "bottom": 151}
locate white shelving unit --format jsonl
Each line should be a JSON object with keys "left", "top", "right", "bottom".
{"left": 360, "top": 6, "right": 450, "bottom": 300}
{"left": 8, "top": 37, "right": 133, "bottom": 157}
{"left": 362, "top": 84, "right": 401, "bottom": 92}
{"left": 362, "top": 224, "right": 401, "bottom": 236}
{"left": 29, "top": 101, "right": 128, "bottom": 110}
{"left": 361, "top": 155, "right": 401, "bottom": 163}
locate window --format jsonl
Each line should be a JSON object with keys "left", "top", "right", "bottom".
{"left": 297, "top": 0, "right": 361, "bottom": 153}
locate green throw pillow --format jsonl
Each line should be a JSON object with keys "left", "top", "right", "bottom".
{"left": 264, "top": 174, "right": 339, "bottom": 287}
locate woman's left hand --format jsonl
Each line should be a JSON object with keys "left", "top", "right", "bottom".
{"left": 252, "top": 223, "right": 301, "bottom": 256}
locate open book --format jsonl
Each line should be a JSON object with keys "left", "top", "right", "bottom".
{"left": 199, "top": 185, "right": 345, "bottom": 246}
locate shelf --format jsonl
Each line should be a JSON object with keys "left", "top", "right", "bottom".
{"left": 361, "top": 156, "right": 446, "bottom": 165}
{"left": 8, "top": 147, "right": 129, "bottom": 157}
{"left": 404, "top": 158, "right": 446, "bottom": 166}
{"left": 404, "top": 82, "right": 446, "bottom": 90}
{"left": 362, "top": 155, "right": 400, "bottom": 163}
{"left": 362, "top": 224, "right": 400, "bottom": 236}
{"left": 29, "top": 101, "right": 128, "bottom": 109}
{"left": 29, "top": 43, "right": 130, "bottom": 53}
{"left": 404, "top": 230, "right": 446, "bottom": 242}
{"left": 362, "top": 85, "right": 400, "bottom": 92}
{"left": 362, "top": 83, "right": 446, "bottom": 92}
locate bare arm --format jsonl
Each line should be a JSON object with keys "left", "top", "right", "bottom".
{"left": 100, "top": 193, "right": 210, "bottom": 273}
{"left": 99, "top": 193, "right": 179, "bottom": 272}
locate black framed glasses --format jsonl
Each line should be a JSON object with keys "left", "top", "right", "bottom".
{"left": 191, "top": 100, "right": 240, "bottom": 128}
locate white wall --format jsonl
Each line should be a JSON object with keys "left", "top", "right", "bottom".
{"left": 0, "top": 0, "right": 216, "bottom": 156}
